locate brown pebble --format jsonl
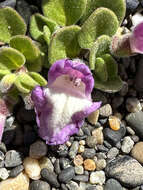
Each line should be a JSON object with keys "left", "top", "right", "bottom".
{"left": 109, "top": 115, "right": 120, "bottom": 131}
{"left": 88, "top": 110, "right": 99, "bottom": 125}
{"left": 92, "top": 127, "right": 104, "bottom": 144}
{"left": 73, "top": 155, "right": 84, "bottom": 166}
{"left": 83, "top": 159, "right": 96, "bottom": 171}
{"left": 131, "top": 142, "right": 143, "bottom": 164}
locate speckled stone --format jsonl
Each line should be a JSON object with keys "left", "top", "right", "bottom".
{"left": 121, "top": 136, "right": 134, "bottom": 153}
{"left": 131, "top": 142, "right": 143, "bottom": 164}
{"left": 104, "top": 178, "right": 123, "bottom": 190}
{"left": 0, "top": 168, "right": 9, "bottom": 180}
{"left": 69, "top": 141, "right": 79, "bottom": 159}
{"left": 107, "top": 147, "right": 119, "bottom": 159}
{"left": 88, "top": 110, "right": 99, "bottom": 125}
{"left": 73, "top": 155, "right": 84, "bottom": 166}
{"left": 90, "top": 171, "right": 105, "bottom": 185}
{"left": 99, "top": 104, "right": 112, "bottom": 117}
{"left": 86, "top": 136, "right": 97, "bottom": 148}
{"left": 83, "top": 159, "right": 96, "bottom": 171}
{"left": 5, "top": 150, "right": 23, "bottom": 167}
{"left": 92, "top": 127, "right": 104, "bottom": 145}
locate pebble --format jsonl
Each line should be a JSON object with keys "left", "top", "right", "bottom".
{"left": 29, "top": 180, "right": 51, "bottom": 190}
{"left": 75, "top": 165, "right": 84, "bottom": 175}
{"left": 126, "top": 111, "right": 143, "bottom": 138}
{"left": 96, "top": 145, "right": 108, "bottom": 152}
{"left": 131, "top": 135, "right": 140, "bottom": 143}
{"left": 0, "top": 151, "right": 4, "bottom": 161}
{"left": 58, "top": 167, "right": 75, "bottom": 183}
{"left": 112, "top": 96, "right": 124, "bottom": 109}
{"left": 104, "top": 178, "right": 123, "bottom": 190}
{"left": 54, "top": 159, "right": 61, "bottom": 174}
{"left": 95, "top": 159, "right": 106, "bottom": 170}
{"left": 61, "top": 183, "right": 68, "bottom": 190}
{"left": 41, "top": 168, "right": 60, "bottom": 188}
{"left": 107, "top": 147, "right": 119, "bottom": 160}
{"left": 39, "top": 157, "right": 54, "bottom": 172}
{"left": 69, "top": 141, "right": 79, "bottom": 159}
{"left": 126, "top": 98, "right": 142, "bottom": 113}
{"left": 82, "top": 148, "right": 96, "bottom": 159}
{"left": 29, "top": 141, "right": 47, "bottom": 159}
{"left": 126, "top": 0, "right": 139, "bottom": 16}
{"left": 0, "top": 142, "right": 7, "bottom": 153}
{"left": 73, "top": 174, "right": 89, "bottom": 182}
{"left": 3, "top": 124, "right": 17, "bottom": 145}
{"left": 0, "top": 0, "right": 16, "bottom": 8}
{"left": 131, "top": 142, "right": 143, "bottom": 164}
{"left": 5, "top": 150, "right": 23, "bottom": 167}
{"left": 66, "top": 180, "right": 79, "bottom": 190}
{"left": 92, "top": 127, "right": 104, "bottom": 144}
{"left": 59, "top": 158, "right": 71, "bottom": 169}
{"left": 88, "top": 110, "right": 99, "bottom": 125}
{"left": 0, "top": 172, "right": 29, "bottom": 190}
{"left": 78, "top": 145, "right": 85, "bottom": 153}
{"left": 126, "top": 126, "right": 135, "bottom": 135}
{"left": 79, "top": 140, "right": 86, "bottom": 145}
{"left": 103, "top": 123, "right": 126, "bottom": 145}
{"left": 0, "top": 168, "right": 9, "bottom": 180}
{"left": 121, "top": 136, "right": 134, "bottom": 153}
{"left": 9, "top": 165, "right": 24, "bottom": 178}
{"left": 84, "top": 159, "right": 96, "bottom": 171}
{"left": 99, "top": 104, "right": 112, "bottom": 117}
{"left": 119, "top": 82, "right": 128, "bottom": 96}
{"left": 73, "top": 155, "right": 84, "bottom": 166}
{"left": 83, "top": 127, "right": 91, "bottom": 136}
{"left": 56, "top": 144, "right": 68, "bottom": 157}
{"left": 103, "top": 140, "right": 112, "bottom": 149}
{"left": 105, "top": 155, "right": 143, "bottom": 187}
{"left": 96, "top": 152, "right": 107, "bottom": 160}
{"left": 90, "top": 171, "right": 105, "bottom": 185}
{"left": 23, "top": 157, "right": 41, "bottom": 180}
{"left": 108, "top": 116, "right": 120, "bottom": 131}
{"left": 86, "top": 136, "right": 97, "bottom": 148}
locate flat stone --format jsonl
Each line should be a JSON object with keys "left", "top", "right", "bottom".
{"left": 131, "top": 142, "right": 143, "bottom": 164}
{"left": 107, "top": 147, "right": 119, "bottom": 160}
{"left": 73, "top": 175, "right": 89, "bottom": 182}
{"left": 5, "top": 150, "right": 23, "bottom": 167}
{"left": 74, "top": 155, "right": 84, "bottom": 166}
{"left": 105, "top": 155, "right": 143, "bottom": 188}
{"left": 41, "top": 168, "right": 60, "bottom": 188}
{"left": 104, "top": 178, "right": 123, "bottom": 190}
{"left": 59, "top": 158, "right": 71, "bottom": 169}
{"left": 96, "top": 159, "right": 106, "bottom": 171}
{"left": 29, "top": 180, "right": 51, "bottom": 190}
{"left": 9, "top": 165, "right": 24, "bottom": 178}
{"left": 0, "top": 172, "right": 29, "bottom": 190}
{"left": 126, "top": 111, "right": 143, "bottom": 138}
{"left": 66, "top": 181, "right": 79, "bottom": 190}
{"left": 29, "top": 141, "right": 47, "bottom": 159}
{"left": 0, "top": 0, "right": 16, "bottom": 8}
{"left": 58, "top": 167, "right": 75, "bottom": 183}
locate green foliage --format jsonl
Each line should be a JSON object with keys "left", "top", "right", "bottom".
{"left": 0, "top": 73, "right": 16, "bottom": 93}
{"left": 0, "top": 7, "right": 26, "bottom": 43}
{"left": 80, "top": 0, "right": 126, "bottom": 25}
{"left": 10, "top": 35, "right": 42, "bottom": 72}
{"left": 78, "top": 8, "right": 119, "bottom": 49}
{"left": 30, "top": 13, "right": 58, "bottom": 43}
{"left": 42, "top": 0, "right": 87, "bottom": 26}
{"left": 48, "top": 25, "right": 81, "bottom": 64}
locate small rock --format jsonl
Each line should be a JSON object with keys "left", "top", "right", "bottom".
{"left": 0, "top": 172, "right": 29, "bottom": 190}
{"left": 108, "top": 116, "right": 120, "bottom": 131}
{"left": 121, "top": 136, "right": 134, "bottom": 153}
{"left": 78, "top": 145, "right": 85, "bottom": 153}
{"left": 86, "top": 136, "right": 97, "bottom": 148}
{"left": 41, "top": 168, "right": 60, "bottom": 188}
{"left": 131, "top": 135, "right": 140, "bottom": 143}
{"left": 119, "top": 82, "right": 128, "bottom": 96}
{"left": 69, "top": 141, "right": 79, "bottom": 159}
{"left": 0, "top": 151, "right": 4, "bottom": 161}
{"left": 39, "top": 157, "right": 54, "bottom": 172}
{"left": 0, "top": 168, "right": 9, "bottom": 180}
{"left": 66, "top": 181, "right": 79, "bottom": 190}
{"left": 107, "top": 147, "right": 119, "bottom": 160}
{"left": 90, "top": 171, "right": 105, "bottom": 185}
{"left": 82, "top": 148, "right": 96, "bottom": 159}
{"left": 104, "top": 178, "right": 123, "bottom": 190}
{"left": 3, "top": 124, "right": 17, "bottom": 145}
{"left": 79, "top": 140, "right": 86, "bottom": 145}
{"left": 0, "top": 0, "right": 16, "bottom": 8}
{"left": 73, "top": 155, "right": 84, "bottom": 166}
{"left": 73, "top": 175, "right": 89, "bottom": 182}
{"left": 54, "top": 159, "right": 61, "bottom": 174}
{"left": 99, "top": 104, "right": 112, "bottom": 117}
{"left": 0, "top": 142, "right": 7, "bottom": 153}
{"left": 131, "top": 142, "right": 143, "bottom": 164}
{"left": 96, "top": 159, "right": 106, "bottom": 171}
{"left": 126, "top": 111, "right": 143, "bottom": 138}
{"left": 112, "top": 96, "right": 124, "bottom": 109}
{"left": 84, "top": 159, "right": 96, "bottom": 171}
{"left": 75, "top": 165, "right": 84, "bottom": 175}
{"left": 5, "top": 150, "right": 23, "bottom": 167}
{"left": 55, "top": 144, "right": 68, "bottom": 157}
{"left": 58, "top": 167, "right": 75, "bottom": 183}
{"left": 59, "top": 158, "right": 71, "bottom": 169}
{"left": 105, "top": 156, "right": 143, "bottom": 187}
{"left": 126, "top": 98, "right": 142, "bottom": 113}
{"left": 9, "top": 165, "right": 24, "bottom": 178}
{"left": 29, "top": 180, "right": 51, "bottom": 190}
{"left": 92, "top": 127, "right": 104, "bottom": 145}
{"left": 23, "top": 157, "right": 41, "bottom": 180}
{"left": 126, "top": 0, "right": 139, "bottom": 16}
{"left": 29, "top": 141, "right": 47, "bottom": 159}
{"left": 88, "top": 110, "right": 99, "bottom": 125}
{"left": 126, "top": 126, "right": 135, "bottom": 135}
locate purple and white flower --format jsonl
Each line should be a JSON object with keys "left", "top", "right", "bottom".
{"left": 32, "top": 59, "right": 101, "bottom": 145}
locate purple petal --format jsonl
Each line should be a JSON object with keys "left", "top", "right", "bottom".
{"left": 130, "top": 22, "right": 143, "bottom": 53}
{"left": 0, "top": 114, "right": 6, "bottom": 142}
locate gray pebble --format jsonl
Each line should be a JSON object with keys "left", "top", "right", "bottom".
{"left": 107, "top": 147, "right": 119, "bottom": 160}
{"left": 5, "top": 150, "right": 23, "bottom": 167}
{"left": 29, "top": 180, "right": 51, "bottom": 190}
{"left": 126, "top": 126, "right": 135, "bottom": 135}
{"left": 66, "top": 181, "right": 79, "bottom": 190}
{"left": 9, "top": 165, "right": 24, "bottom": 177}
{"left": 0, "top": 168, "right": 9, "bottom": 180}
{"left": 121, "top": 136, "right": 134, "bottom": 153}
{"left": 30, "top": 140, "right": 47, "bottom": 159}
{"left": 59, "top": 158, "right": 71, "bottom": 169}
{"left": 82, "top": 148, "right": 96, "bottom": 159}
{"left": 86, "top": 136, "right": 97, "bottom": 148}
{"left": 73, "top": 175, "right": 89, "bottom": 182}
{"left": 54, "top": 159, "right": 61, "bottom": 174}
{"left": 131, "top": 135, "right": 140, "bottom": 143}
{"left": 0, "top": 151, "right": 4, "bottom": 161}
{"left": 0, "top": 0, "right": 16, "bottom": 8}
{"left": 58, "top": 167, "right": 75, "bottom": 183}
{"left": 69, "top": 141, "right": 79, "bottom": 159}
{"left": 61, "top": 183, "right": 68, "bottom": 190}
{"left": 126, "top": 98, "right": 142, "bottom": 113}
{"left": 104, "top": 178, "right": 123, "bottom": 190}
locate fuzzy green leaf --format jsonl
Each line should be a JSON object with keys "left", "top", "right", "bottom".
{"left": 14, "top": 73, "right": 39, "bottom": 94}
{"left": 10, "top": 35, "right": 42, "bottom": 72}
{"left": 42, "top": 0, "right": 87, "bottom": 26}
{"left": 30, "top": 13, "right": 58, "bottom": 43}
{"left": 80, "top": 0, "right": 126, "bottom": 25}
{"left": 89, "top": 35, "right": 111, "bottom": 70}
{"left": 0, "top": 73, "right": 16, "bottom": 93}
{"left": 0, "top": 70, "right": 11, "bottom": 79}
{"left": 0, "top": 47, "right": 25, "bottom": 71}
{"left": 95, "top": 57, "right": 108, "bottom": 82}
{"left": 29, "top": 72, "right": 47, "bottom": 86}
{"left": 78, "top": 8, "right": 119, "bottom": 49}
{"left": 48, "top": 25, "right": 81, "bottom": 64}
{"left": 43, "top": 25, "right": 51, "bottom": 45}
{"left": 0, "top": 7, "right": 26, "bottom": 43}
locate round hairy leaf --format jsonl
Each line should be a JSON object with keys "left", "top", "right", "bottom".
{"left": 10, "top": 35, "right": 42, "bottom": 72}
{"left": 89, "top": 35, "right": 111, "bottom": 70}
{"left": 0, "top": 73, "right": 16, "bottom": 93}
{"left": 0, "top": 70, "right": 10, "bottom": 79}
{"left": 0, "top": 7, "right": 26, "bottom": 43}
{"left": 48, "top": 25, "right": 81, "bottom": 64}
{"left": 80, "top": 0, "right": 126, "bottom": 25}
{"left": 95, "top": 57, "right": 108, "bottom": 82}
{"left": 30, "top": 13, "right": 58, "bottom": 43}
{"left": 28, "top": 72, "right": 47, "bottom": 86}
{"left": 78, "top": 8, "right": 119, "bottom": 49}
{"left": 42, "top": 0, "right": 87, "bottom": 26}
{"left": 0, "top": 47, "right": 25, "bottom": 71}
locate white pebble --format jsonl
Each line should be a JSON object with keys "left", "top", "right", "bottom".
{"left": 90, "top": 171, "right": 105, "bottom": 185}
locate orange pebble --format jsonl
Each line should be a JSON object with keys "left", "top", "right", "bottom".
{"left": 109, "top": 115, "right": 120, "bottom": 131}
{"left": 83, "top": 159, "right": 96, "bottom": 171}
{"left": 73, "top": 155, "right": 84, "bottom": 166}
